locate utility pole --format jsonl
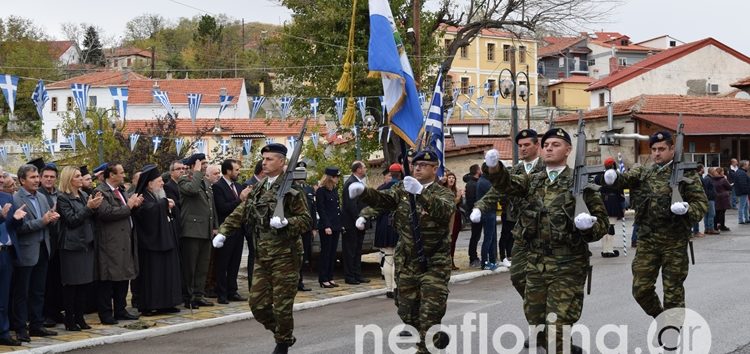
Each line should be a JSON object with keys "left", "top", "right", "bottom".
{"left": 510, "top": 46, "right": 519, "bottom": 164}
{"left": 413, "top": 0, "right": 421, "bottom": 87}
{"left": 150, "top": 46, "right": 156, "bottom": 78}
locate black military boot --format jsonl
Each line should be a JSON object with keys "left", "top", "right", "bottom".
{"left": 272, "top": 342, "right": 289, "bottom": 354}
{"left": 612, "top": 250, "right": 620, "bottom": 257}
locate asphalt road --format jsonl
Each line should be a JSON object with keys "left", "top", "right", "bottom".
{"left": 71, "top": 215, "right": 750, "bottom": 354}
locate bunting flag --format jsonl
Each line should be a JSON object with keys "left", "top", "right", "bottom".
{"left": 78, "top": 131, "right": 88, "bottom": 148}
{"left": 187, "top": 93, "right": 202, "bottom": 123}
{"left": 109, "top": 87, "right": 128, "bottom": 118}
{"left": 21, "top": 143, "right": 31, "bottom": 160}
{"left": 152, "top": 90, "right": 175, "bottom": 118}
{"left": 250, "top": 96, "right": 265, "bottom": 119}
{"left": 0, "top": 74, "right": 19, "bottom": 117}
{"left": 71, "top": 83, "right": 90, "bottom": 118}
{"left": 279, "top": 96, "right": 294, "bottom": 120}
{"left": 265, "top": 138, "right": 274, "bottom": 146}
{"left": 452, "top": 87, "right": 460, "bottom": 103}
{"left": 309, "top": 98, "right": 320, "bottom": 118}
{"left": 218, "top": 94, "right": 234, "bottom": 117}
{"left": 310, "top": 133, "right": 319, "bottom": 147}
{"left": 219, "top": 138, "right": 230, "bottom": 155}
{"left": 175, "top": 138, "right": 185, "bottom": 155}
{"left": 445, "top": 107, "right": 454, "bottom": 123}
{"left": 462, "top": 102, "right": 471, "bottom": 119}
{"left": 334, "top": 97, "right": 345, "bottom": 123}
{"left": 243, "top": 139, "right": 252, "bottom": 155}
{"left": 425, "top": 73, "right": 445, "bottom": 177}
{"left": 129, "top": 133, "right": 140, "bottom": 152}
{"left": 356, "top": 96, "right": 367, "bottom": 122}
{"left": 287, "top": 136, "right": 296, "bottom": 151}
{"left": 476, "top": 95, "right": 484, "bottom": 106}
{"left": 44, "top": 139, "right": 55, "bottom": 158}
{"left": 618, "top": 152, "right": 625, "bottom": 173}
{"left": 152, "top": 136, "right": 162, "bottom": 154}
{"left": 31, "top": 80, "right": 49, "bottom": 119}
{"left": 467, "top": 85, "right": 475, "bottom": 98}
{"left": 493, "top": 90, "right": 500, "bottom": 113}
{"left": 0, "top": 146, "right": 7, "bottom": 163}
{"left": 418, "top": 91, "right": 427, "bottom": 107}
{"left": 483, "top": 82, "right": 490, "bottom": 95}
{"left": 379, "top": 95, "right": 387, "bottom": 117}
{"left": 194, "top": 139, "right": 206, "bottom": 154}
{"left": 67, "top": 133, "right": 77, "bottom": 152}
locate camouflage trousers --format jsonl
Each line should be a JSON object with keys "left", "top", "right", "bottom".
{"left": 249, "top": 253, "right": 302, "bottom": 345}
{"left": 509, "top": 240, "right": 528, "bottom": 298}
{"left": 524, "top": 253, "right": 588, "bottom": 353}
{"left": 396, "top": 260, "right": 451, "bottom": 353}
{"left": 632, "top": 239, "right": 689, "bottom": 318}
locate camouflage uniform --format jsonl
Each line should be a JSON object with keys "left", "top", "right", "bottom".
{"left": 359, "top": 181, "right": 455, "bottom": 353}
{"left": 474, "top": 159, "right": 545, "bottom": 297}
{"left": 485, "top": 163, "right": 608, "bottom": 353}
{"left": 219, "top": 176, "right": 311, "bottom": 346}
{"left": 609, "top": 163, "right": 707, "bottom": 317}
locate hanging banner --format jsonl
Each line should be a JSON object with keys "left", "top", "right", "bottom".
{"left": 152, "top": 136, "right": 162, "bottom": 154}
{"left": 175, "top": 138, "right": 185, "bottom": 156}
{"left": 129, "top": 133, "right": 140, "bottom": 152}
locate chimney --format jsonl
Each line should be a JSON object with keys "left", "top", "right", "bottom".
{"left": 609, "top": 56, "right": 619, "bottom": 75}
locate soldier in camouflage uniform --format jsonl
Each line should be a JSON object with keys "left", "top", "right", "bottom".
{"left": 484, "top": 128, "right": 609, "bottom": 354}
{"left": 602, "top": 131, "right": 707, "bottom": 319}
{"left": 348, "top": 150, "right": 455, "bottom": 353}
{"left": 212, "top": 143, "right": 312, "bottom": 354}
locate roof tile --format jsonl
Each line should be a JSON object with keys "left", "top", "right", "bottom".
{"left": 123, "top": 118, "right": 327, "bottom": 137}
{"left": 47, "top": 70, "right": 148, "bottom": 89}
{"left": 128, "top": 79, "right": 244, "bottom": 104}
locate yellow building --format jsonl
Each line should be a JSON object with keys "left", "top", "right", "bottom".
{"left": 547, "top": 75, "right": 595, "bottom": 110}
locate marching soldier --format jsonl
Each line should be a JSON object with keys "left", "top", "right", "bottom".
{"left": 212, "top": 143, "right": 311, "bottom": 354}
{"left": 483, "top": 128, "right": 609, "bottom": 354}
{"left": 348, "top": 150, "right": 454, "bottom": 353}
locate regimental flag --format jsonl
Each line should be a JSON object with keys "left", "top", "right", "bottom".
{"left": 71, "top": 83, "right": 90, "bottom": 118}
{"left": 356, "top": 96, "right": 367, "bottom": 122}
{"left": 152, "top": 90, "right": 175, "bottom": 118}
{"left": 21, "top": 143, "right": 31, "bottom": 160}
{"left": 218, "top": 94, "right": 234, "bottom": 117}
{"left": 367, "top": 0, "right": 424, "bottom": 147}
{"left": 334, "top": 97, "right": 345, "bottom": 123}
{"left": 109, "top": 87, "right": 128, "bottom": 118}
{"left": 242, "top": 139, "right": 252, "bottom": 155}
{"left": 67, "top": 133, "right": 77, "bottom": 152}
{"left": 194, "top": 139, "right": 206, "bottom": 154}
{"left": 279, "top": 96, "right": 294, "bottom": 120}
{"left": 175, "top": 138, "right": 185, "bottom": 155}
{"left": 31, "top": 80, "right": 49, "bottom": 119}
{"left": 467, "top": 85, "right": 475, "bottom": 98}
{"left": 0, "top": 74, "right": 19, "bottom": 116}
{"left": 309, "top": 98, "right": 320, "bottom": 118}
{"left": 152, "top": 136, "right": 162, "bottom": 154}
{"left": 187, "top": 93, "right": 202, "bottom": 124}
{"left": 129, "top": 133, "right": 140, "bottom": 152}
{"left": 219, "top": 138, "right": 230, "bottom": 155}
{"left": 311, "top": 133, "right": 319, "bottom": 147}
{"left": 425, "top": 73, "right": 445, "bottom": 177}
{"left": 250, "top": 96, "right": 265, "bottom": 119}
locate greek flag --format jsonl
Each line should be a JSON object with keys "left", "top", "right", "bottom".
{"left": 356, "top": 97, "right": 367, "bottom": 122}
{"left": 219, "top": 138, "right": 230, "bottom": 155}
{"left": 467, "top": 85, "right": 475, "bottom": 98}
{"left": 0, "top": 146, "right": 7, "bottom": 162}
{"left": 493, "top": 90, "right": 500, "bottom": 113}
{"left": 67, "top": 133, "right": 77, "bottom": 152}
{"left": 311, "top": 133, "right": 319, "bottom": 147}
{"left": 445, "top": 107, "right": 454, "bottom": 123}
{"left": 218, "top": 94, "right": 234, "bottom": 117}
{"left": 21, "top": 143, "right": 31, "bottom": 160}
{"left": 265, "top": 138, "right": 274, "bottom": 146}
{"left": 425, "top": 73, "right": 445, "bottom": 177}
{"left": 31, "top": 80, "right": 49, "bottom": 119}
{"left": 418, "top": 91, "right": 426, "bottom": 107}
{"left": 175, "top": 138, "right": 185, "bottom": 155}
{"left": 243, "top": 139, "right": 252, "bottom": 155}
{"left": 309, "top": 98, "right": 320, "bottom": 118}
{"left": 476, "top": 95, "right": 484, "bottom": 107}
{"left": 78, "top": 132, "right": 88, "bottom": 148}
{"left": 71, "top": 83, "right": 90, "bottom": 118}
{"left": 129, "top": 133, "right": 140, "bottom": 152}
{"left": 279, "top": 96, "right": 294, "bottom": 120}
{"left": 152, "top": 136, "right": 162, "bottom": 154}
{"left": 287, "top": 136, "right": 295, "bottom": 151}
{"left": 452, "top": 87, "right": 460, "bottom": 103}
{"left": 379, "top": 95, "right": 387, "bottom": 117}
{"left": 334, "top": 97, "right": 345, "bottom": 123}
{"left": 44, "top": 139, "right": 55, "bottom": 158}
{"left": 0, "top": 74, "right": 19, "bottom": 116}
{"left": 250, "top": 96, "right": 265, "bottom": 119}
{"left": 368, "top": 0, "right": 424, "bottom": 146}
{"left": 109, "top": 87, "right": 128, "bottom": 118}
{"left": 153, "top": 90, "right": 175, "bottom": 118}
{"left": 462, "top": 102, "right": 471, "bottom": 119}
{"left": 187, "top": 93, "right": 202, "bottom": 123}
{"left": 483, "top": 82, "right": 490, "bottom": 95}
{"left": 194, "top": 139, "right": 206, "bottom": 154}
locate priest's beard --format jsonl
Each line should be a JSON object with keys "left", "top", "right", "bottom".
{"left": 151, "top": 188, "right": 167, "bottom": 200}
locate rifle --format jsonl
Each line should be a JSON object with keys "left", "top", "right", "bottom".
{"left": 572, "top": 111, "right": 605, "bottom": 217}
{"left": 670, "top": 113, "right": 698, "bottom": 264}
{"left": 273, "top": 116, "right": 310, "bottom": 219}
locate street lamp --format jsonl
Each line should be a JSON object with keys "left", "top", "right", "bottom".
{"left": 82, "top": 107, "right": 125, "bottom": 166}
{"left": 498, "top": 66, "right": 531, "bottom": 165}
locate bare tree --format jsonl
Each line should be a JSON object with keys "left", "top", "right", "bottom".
{"left": 124, "top": 13, "right": 167, "bottom": 41}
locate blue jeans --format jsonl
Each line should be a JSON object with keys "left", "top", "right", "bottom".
{"left": 480, "top": 213, "right": 497, "bottom": 264}
{"left": 631, "top": 224, "right": 639, "bottom": 243}
{"left": 704, "top": 201, "right": 716, "bottom": 231}
{"left": 739, "top": 195, "right": 749, "bottom": 223}
{"left": 731, "top": 189, "right": 738, "bottom": 209}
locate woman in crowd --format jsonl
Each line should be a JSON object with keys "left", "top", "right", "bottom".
{"left": 132, "top": 165, "right": 183, "bottom": 315}
{"left": 56, "top": 166, "right": 103, "bottom": 330}
{"left": 712, "top": 167, "right": 732, "bottom": 232}
{"left": 442, "top": 171, "right": 463, "bottom": 270}
{"left": 315, "top": 167, "right": 343, "bottom": 288}
{"left": 364, "top": 163, "right": 402, "bottom": 298}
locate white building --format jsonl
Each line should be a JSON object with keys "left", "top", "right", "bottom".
{"left": 43, "top": 40, "right": 80, "bottom": 66}
{"left": 635, "top": 35, "right": 686, "bottom": 50}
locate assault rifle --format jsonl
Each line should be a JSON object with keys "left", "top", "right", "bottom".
{"left": 572, "top": 111, "right": 605, "bottom": 216}
{"left": 670, "top": 113, "right": 698, "bottom": 264}
{"left": 273, "top": 116, "right": 309, "bottom": 220}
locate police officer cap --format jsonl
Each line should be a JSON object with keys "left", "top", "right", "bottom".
{"left": 27, "top": 158, "right": 45, "bottom": 171}
{"left": 515, "top": 129, "right": 538, "bottom": 143}
{"left": 541, "top": 128, "right": 572, "bottom": 146}
{"left": 324, "top": 166, "right": 341, "bottom": 176}
{"left": 93, "top": 162, "right": 109, "bottom": 175}
{"left": 184, "top": 153, "right": 206, "bottom": 166}
{"left": 293, "top": 166, "right": 307, "bottom": 180}
{"left": 80, "top": 166, "right": 90, "bottom": 176}
{"left": 260, "top": 143, "right": 287, "bottom": 156}
{"left": 412, "top": 150, "right": 440, "bottom": 165}
{"left": 649, "top": 131, "right": 672, "bottom": 147}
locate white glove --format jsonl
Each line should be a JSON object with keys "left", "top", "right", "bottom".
{"left": 484, "top": 149, "right": 500, "bottom": 168}
{"left": 212, "top": 234, "right": 226, "bottom": 248}
{"left": 604, "top": 169, "right": 618, "bottom": 185}
{"left": 574, "top": 213, "right": 597, "bottom": 230}
{"left": 670, "top": 202, "right": 689, "bottom": 215}
{"left": 403, "top": 176, "right": 423, "bottom": 195}
{"left": 348, "top": 182, "right": 365, "bottom": 199}
{"left": 355, "top": 216, "right": 367, "bottom": 230}
{"left": 470, "top": 208, "right": 482, "bottom": 223}
{"left": 270, "top": 216, "right": 289, "bottom": 229}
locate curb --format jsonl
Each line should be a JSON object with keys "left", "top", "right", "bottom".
{"left": 12, "top": 269, "right": 503, "bottom": 353}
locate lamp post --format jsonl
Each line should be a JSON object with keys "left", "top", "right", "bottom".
{"left": 498, "top": 62, "right": 531, "bottom": 165}
{"left": 82, "top": 107, "right": 125, "bottom": 166}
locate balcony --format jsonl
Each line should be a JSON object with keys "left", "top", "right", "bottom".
{"left": 569, "top": 60, "right": 589, "bottom": 74}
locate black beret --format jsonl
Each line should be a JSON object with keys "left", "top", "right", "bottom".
{"left": 185, "top": 153, "right": 206, "bottom": 166}
{"left": 412, "top": 150, "right": 440, "bottom": 165}
{"left": 515, "top": 129, "right": 538, "bottom": 142}
{"left": 260, "top": 143, "right": 287, "bottom": 156}
{"left": 93, "top": 162, "right": 109, "bottom": 174}
{"left": 541, "top": 128, "right": 572, "bottom": 146}
{"left": 324, "top": 167, "right": 341, "bottom": 176}
{"left": 649, "top": 131, "right": 673, "bottom": 147}
{"left": 27, "top": 158, "right": 45, "bottom": 171}
{"left": 80, "top": 166, "right": 90, "bottom": 176}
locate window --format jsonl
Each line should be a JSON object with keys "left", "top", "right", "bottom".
{"left": 127, "top": 58, "right": 132, "bottom": 66}
{"left": 444, "top": 39, "right": 453, "bottom": 49}
{"left": 487, "top": 43, "right": 496, "bottom": 61}
{"left": 503, "top": 45, "right": 511, "bottom": 62}
{"left": 51, "top": 129, "right": 58, "bottom": 143}
{"left": 459, "top": 45, "right": 468, "bottom": 59}
{"left": 598, "top": 93, "right": 605, "bottom": 107}
{"left": 519, "top": 46, "right": 526, "bottom": 63}
{"left": 559, "top": 57, "right": 565, "bottom": 68}
{"left": 618, "top": 57, "right": 627, "bottom": 67}
{"left": 669, "top": 40, "right": 677, "bottom": 47}
{"left": 487, "top": 79, "right": 496, "bottom": 94}
{"left": 588, "top": 59, "right": 596, "bottom": 67}
{"left": 51, "top": 97, "right": 58, "bottom": 111}
{"left": 66, "top": 97, "right": 74, "bottom": 111}
{"left": 461, "top": 77, "right": 470, "bottom": 94}
{"left": 89, "top": 96, "right": 97, "bottom": 107}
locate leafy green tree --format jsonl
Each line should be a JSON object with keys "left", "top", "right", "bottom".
{"left": 81, "top": 26, "right": 105, "bottom": 66}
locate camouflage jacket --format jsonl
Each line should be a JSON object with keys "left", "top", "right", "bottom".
{"left": 610, "top": 163, "right": 707, "bottom": 243}
{"left": 218, "top": 176, "right": 311, "bottom": 260}
{"left": 474, "top": 159, "right": 546, "bottom": 222}
{"left": 359, "top": 181, "right": 455, "bottom": 267}
{"left": 485, "top": 163, "right": 609, "bottom": 256}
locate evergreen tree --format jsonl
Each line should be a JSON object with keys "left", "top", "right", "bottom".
{"left": 81, "top": 26, "right": 105, "bottom": 66}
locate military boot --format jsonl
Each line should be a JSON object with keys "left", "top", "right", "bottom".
{"left": 272, "top": 343, "right": 289, "bottom": 354}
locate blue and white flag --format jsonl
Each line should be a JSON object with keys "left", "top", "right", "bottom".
{"left": 175, "top": 138, "right": 185, "bottom": 155}
{"left": 493, "top": 90, "right": 500, "bottom": 113}
{"left": 311, "top": 133, "right": 319, "bottom": 147}
{"left": 78, "top": 131, "right": 88, "bottom": 148}
{"left": 368, "top": 0, "right": 424, "bottom": 147}
{"left": 418, "top": 91, "right": 427, "bottom": 107}
{"left": 129, "top": 133, "right": 140, "bottom": 152}
{"left": 462, "top": 102, "right": 471, "bottom": 118}
{"left": 334, "top": 97, "right": 345, "bottom": 123}
{"left": 618, "top": 152, "right": 625, "bottom": 173}
{"left": 452, "top": 87, "right": 460, "bottom": 103}
{"left": 152, "top": 136, "right": 162, "bottom": 154}
{"left": 31, "top": 80, "right": 49, "bottom": 119}
{"left": 67, "top": 133, "right": 77, "bottom": 152}
{"left": 445, "top": 107, "right": 454, "bottom": 123}
{"left": 265, "top": 138, "right": 274, "bottom": 146}
{"left": 21, "top": 143, "right": 31, "bottom": 160}
{"left": 0, "top": 146, "right": 7, "bottom": 163}
{"left": 0, "top": 74, "right": 19, "bottom": 116}
{"left": 194, "top": 139, "right": 206, "bottom": 154}
{"left": 467, "top": 85, "right": 475, "bottom": 98}
{"left": 44, "top": 139, "right": 55, "bottom": 158}
{"left": 476, "top": 95, "right": 484, "bottom": 107}
{"left": 379, "top": 95, "right": 387, "bottom": 117}
{"left": 483, "top": 82, "right": 490, "bottom": 95}
{"left": 187, "top": 93, "right": 202, "bottom": 123}
{"left": 356, "top": 96, "right": 367, "bottom": 122}
{"left": 243, "top": 139, "right": 252, "bottom": 155}
{"left": 109, "top": 87, "right": 128, "bottom": 118}
{"left": 152, "top": 90, "right": 175, "bottom": 118}
{"left": 425, "top": 73, "right": 445, "bottom": 177}
{"left": 71, "top": 83, "right": 90, "bottom": 118}
{"left": 309, "top": 98, "right": 320, "bottom": 118}
{"left": 219, "top": 138, "right": 230, "bottom": 155}
{"left": 287, "top": 136, "right": 295, "bottom": 151}
{"left": 279, "top": 96, "right": 294, "bottom": 120}
{"left": 250, "top": 96, "right": 265, "bottom": 119}
{"left": 218, "top": 94, "right": 234, "bottom": 118}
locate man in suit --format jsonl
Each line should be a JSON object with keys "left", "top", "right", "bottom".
{"left": 341, "top": 161, "right": 370, "bottom": 284}
{"left": 1, "top": 168, "right": 27, "bottom": 346}
{"left": 212, "top": 159, "right": 250, "bottom": 304}
{"left": 37, "top": 163, "right": 64, "bottom": 327}
{"left": 179, "top": 153, "right": 220, "bottom": 308}
{"left": 165, "top": 160, "right": 186, "bottom": 206}
{"left": 95, "top": 163, "right": 144, "bottom": 324}
{"left": 11, "top": 161, "right": 60, "bottom": 342}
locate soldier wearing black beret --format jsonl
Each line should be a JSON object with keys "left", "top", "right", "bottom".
{"left": 184, "top": 153, "right": 207, "bottom": 167}
{"left": 260, "top": 143, "right": 288, "bottom": 156}
{"left": 411, "top": 150, "right": 440, "bottom": 165}
{"left": 515, "top": 129, "right": 538, "bottom": 143}
{"left": 649, "top": 131, "right": 673, "bottom": 147}
{"left": 540, "top": 127, "right": 572, "bottom": 146}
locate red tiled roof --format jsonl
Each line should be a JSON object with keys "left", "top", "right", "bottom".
{"left": 548, "top": 75, "right": 595, "bottom": 86}
{"left": 446, "top": 118, "right": 490, "bottom": 125}
{"left": 589, "top": 32, "right": 658, "bottom": 52}
{"left": 445, "top": 137, "right": 513, "bottom": 159}
{"left": 123, "top": 118, "right": 327, "bottom": 137}
{"left": 538, "top": 36, "right": 587, "bottom": 57}
{"left": 587, "top": 38, "right": 750, "bottom": 91}
{"left": 47, "top": 70, "right": 148, "bottom": 89}
{"left": 105, "top": 47, "right": 152, "bottom": 58}
{"left": 633, "top": 114, "right": 750, "bottom": 135}
{"left": 43, "top": 40, "right": 75, "bottom": 58}
{"left": 128, "top": 79, "right": 244, "bottom": 104}
{"left": 731, "top": 76, "right": 750, "bottom": 88}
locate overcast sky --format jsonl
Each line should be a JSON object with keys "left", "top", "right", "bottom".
{"left": 5, "top": 0, "right": 750, "bottom": 55}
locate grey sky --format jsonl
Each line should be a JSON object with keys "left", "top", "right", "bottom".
{"left": 5, "top": 0, "right": 750, "bottom": 56}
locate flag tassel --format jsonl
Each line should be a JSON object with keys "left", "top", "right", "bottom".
{"left": 342, "top": 97, "right": 357, "bottom": 127}
{"left": 336, "top": 62, "right": 352, "bottom": 93}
